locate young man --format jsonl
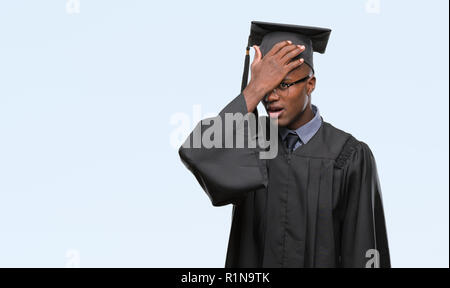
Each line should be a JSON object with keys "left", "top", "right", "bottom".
{"left": 179, "top": 21, "right": 390, "bottom": 268}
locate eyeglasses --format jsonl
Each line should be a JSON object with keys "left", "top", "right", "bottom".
{"left": 264, "top": 73, "right": 312, "bottom": 102}
{"left": 277, "top": 74, "right": 311, "bottom": 91}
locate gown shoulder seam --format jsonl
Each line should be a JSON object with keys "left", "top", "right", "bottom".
{"left": 334, "top": 135, "right": 361, "bottom": 169}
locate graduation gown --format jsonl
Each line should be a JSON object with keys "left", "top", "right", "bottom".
{"left": 179, "top": 93, "right": 390, "bottom": 268}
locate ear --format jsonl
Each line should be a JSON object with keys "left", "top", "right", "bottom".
{"left": 307, "top": 76, "right": 316, "bottom": 95}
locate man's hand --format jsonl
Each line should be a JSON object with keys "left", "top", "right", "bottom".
{"left": 243, "top": 40, "right": 306, "bottom": 112}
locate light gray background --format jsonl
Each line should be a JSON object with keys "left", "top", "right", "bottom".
{"left": 0, "top": 0, "right": 448, "bottom": 267}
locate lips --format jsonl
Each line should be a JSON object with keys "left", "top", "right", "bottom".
{"left": 267, "top": 105, "right": 285, "bottom": 119}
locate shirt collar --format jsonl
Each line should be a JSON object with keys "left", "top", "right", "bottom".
{"left": 279, "top": 104, "right": 322, "bottom": 145}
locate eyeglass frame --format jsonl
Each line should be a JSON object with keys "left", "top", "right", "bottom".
{"left": 264, "top": 71, "right": 314, "bottom": 102}
{"left": 278, "top": 71, "right": 313, "bottom": 90}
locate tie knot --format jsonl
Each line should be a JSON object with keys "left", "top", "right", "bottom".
{"left": 285, "top": 132, "right": 299, "bottom": 152}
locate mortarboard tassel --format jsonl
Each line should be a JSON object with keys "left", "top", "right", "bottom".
{"left": 240, "top": 46, "right": 251, "bottom": 93}
{"left": 240, "top": 45, "right": 259, "bottom": 135}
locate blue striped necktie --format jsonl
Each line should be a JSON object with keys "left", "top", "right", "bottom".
{"left": 285, "top": 132, "right": 300, "bottom": 152}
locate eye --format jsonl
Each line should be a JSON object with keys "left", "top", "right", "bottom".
{"left": 279, "top": 82, "right": 289, "bottom": 89}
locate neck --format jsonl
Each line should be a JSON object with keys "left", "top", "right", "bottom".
{"left": 287, "top": 104, "right": 314, "bottom": 130}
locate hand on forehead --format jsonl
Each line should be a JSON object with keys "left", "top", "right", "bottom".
{"left": 284, "top": 59, "right": 313, "bottom": 81}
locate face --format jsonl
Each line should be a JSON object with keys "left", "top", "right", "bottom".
{"left": 263, "top": 64, "right": 316, "bottom": 129}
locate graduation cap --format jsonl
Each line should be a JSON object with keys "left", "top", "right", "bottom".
{"left": 241, "top": 21, "right": 332, "bottom": 93}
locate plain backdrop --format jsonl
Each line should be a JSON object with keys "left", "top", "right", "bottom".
{"left": 0, "top": 0, "right": 448, "bottom": 267}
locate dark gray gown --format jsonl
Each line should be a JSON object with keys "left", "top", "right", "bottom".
{"left": 179, "top": 93, "right": 390, "bottom": 268}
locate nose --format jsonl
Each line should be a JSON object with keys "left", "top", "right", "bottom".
{"left": 264, "top": 89, "right": 280, "bottom": 104}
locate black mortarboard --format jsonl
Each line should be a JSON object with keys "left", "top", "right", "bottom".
{"left": 241, "top": 21, "right": 332, "bottom": 93}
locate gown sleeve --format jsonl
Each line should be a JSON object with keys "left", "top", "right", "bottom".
{"left": 178, "top": 93, "right": 268, "bottom": 207}
{"left": 339, "top": 141, "right": 391, "bottom": 268}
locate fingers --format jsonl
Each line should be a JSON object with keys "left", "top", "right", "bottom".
{"left": 253, "top": 45, "right": 262, "bottom": 63}
{"left": 276, "top": 43, "right": 301, "bottom": 60}
{"left": 265, "top": 40, "right": 292, "bottom": 57}
{"left": 286, "top": 57, "right": 305, "bottom": 71}
{"left": 280, "top": 45, "right": 306, "bottom": 64}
